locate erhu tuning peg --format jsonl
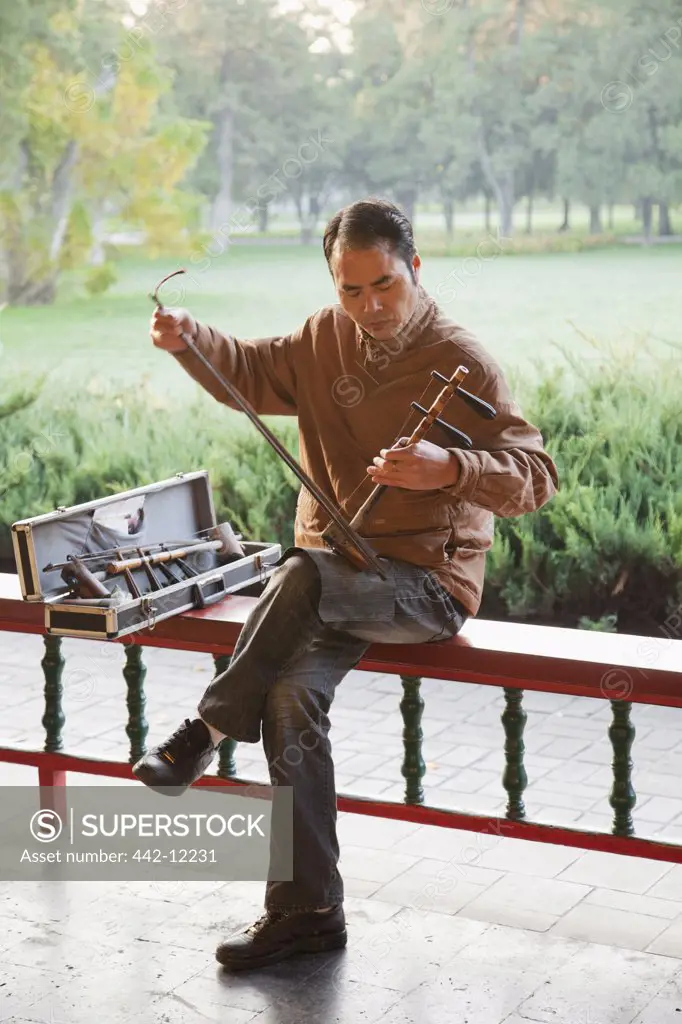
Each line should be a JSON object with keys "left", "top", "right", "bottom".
{"left": 431, "top": 371, "right": 497, "bottom": 420}
{"left": 411, "top": 403, "right": 473, "bottom": 449}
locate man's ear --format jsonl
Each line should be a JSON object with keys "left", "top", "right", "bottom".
{"left": 412, "top": 252, "right": 421, "bottom": 283}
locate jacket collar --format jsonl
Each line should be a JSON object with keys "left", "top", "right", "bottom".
{"left": 355, "top": 285, "right": 438, "bottom": 363}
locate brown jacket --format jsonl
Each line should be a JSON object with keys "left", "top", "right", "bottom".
{"left": 174, "top": 285, "right": 559, "bottom": 616}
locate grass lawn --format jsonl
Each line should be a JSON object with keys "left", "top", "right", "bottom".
{"left": 2, "top": 242, "right": 680, "bottom": 399}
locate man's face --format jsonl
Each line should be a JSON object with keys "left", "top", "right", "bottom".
{"left": 331, "top": 244, "right": 421, "bottom": 342}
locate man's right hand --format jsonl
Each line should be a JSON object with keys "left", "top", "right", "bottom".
{"left": 150, "top": 306, "right": 198, "bottom": 353}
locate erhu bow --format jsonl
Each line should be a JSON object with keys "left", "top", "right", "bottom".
{"left": 149, "top": 269, "right": 497, "bottom": 579}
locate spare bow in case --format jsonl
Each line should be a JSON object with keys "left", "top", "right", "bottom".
{"left": 11, "top": 470, "right": 281, "bottom": 640}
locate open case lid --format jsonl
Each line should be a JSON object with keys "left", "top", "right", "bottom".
{"left": 12, "top": 470, "right": 217, "bottom": 601}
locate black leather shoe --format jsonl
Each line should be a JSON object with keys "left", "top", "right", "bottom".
{"left": 216, "top": 905, "right": 347, "bottom": 970}
{"left": 132, "top": 718, "right": 216, "bottom": 794}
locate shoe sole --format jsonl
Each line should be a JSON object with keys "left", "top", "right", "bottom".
{"left": 216, "top": 928, "right": 347, "bottom": 970}
{"left": 131, "top": 762, "right": 188, "bottom": 796}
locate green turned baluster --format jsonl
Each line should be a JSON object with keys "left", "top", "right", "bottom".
{"left": 42, "top": 635, "right": 65, "bottom": 753}
{"left": 609, "top": 700, "right": 636, "bottom": 836}
{"left": 400, "top": 674, "right": 425, "bottom": 805}
{"left": 214, "top": 654, "right": 237, "bottom": 778}
{"left": 502, "top": 687, "right": 527, "bottom": 820}
{"left": 123, "top": 642, "right": 148, "bottom": 764}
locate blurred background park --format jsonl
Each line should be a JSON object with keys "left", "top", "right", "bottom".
{"left": 1, "top": 0, "right": 681, "bottom": 633}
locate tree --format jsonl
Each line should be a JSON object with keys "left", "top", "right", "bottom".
{"left": 0, "top": 1, "right": 208, "bottom": 305}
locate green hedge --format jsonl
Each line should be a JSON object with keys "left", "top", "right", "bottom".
{"left": 0, "top": 382, "right": 299, "bottom": 563}
{"left": 1, "top": 349, "right": 680, "bottom": 635}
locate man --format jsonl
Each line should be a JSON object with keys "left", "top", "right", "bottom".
{"left": 134, "top": 197, "right": 559, "bottom": 970}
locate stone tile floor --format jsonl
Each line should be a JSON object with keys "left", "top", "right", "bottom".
{"left": 1, "top": 632, "right": 682, "bottom": 1022}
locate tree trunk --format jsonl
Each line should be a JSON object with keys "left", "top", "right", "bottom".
{"left": 88, "top": 205, "right": 107, "bottom": 265}
{"left": 608, "top": 203, "right": 614, "bottom": 231}
{"left": 257, "top": 203, "right": 269, "bottom": 234}
{"left": 484, "top": 193, "right": 491, "bottom": 232}
{"left": 210, "top": 107, "right": 234, "bottom": 233}
{"left": 499, "top": 180, "right": 514, "bottom": 237}
{"left": 297, "top": 192, "right": 320, "bottom": 244}
{"left": 558, "top": 197, "right": 570, "bottom": 232}
{"left": 443, "top": 196, "right": 454, "bottom": 238}
{"left": 8, "top": 275, "right": 57, "bottom": 306}
{"left": 641, "top": 197, "right": 653, "bottom": 240}
{"left": 658, "top": 201, "right": 672, "bottom": 236}
{"left": 589, "top": 204, "right": 602, "bottom": 234}
{"left": 514, "top": 0, "right": 526, "bottom": 45}
{"left": 48, "top": 141, "right": 78, "bottom": 263}
{"left": 395, "top": 188, "right": 417, "bottom": 223}
{"left": 479, "top": 138, "right": 514, "bottom": 236}
{"left": 525, "top": 192, "right": 533, "bottom": 235}
{"left": 4, "top": 139, "right": 71, "bottom": 306}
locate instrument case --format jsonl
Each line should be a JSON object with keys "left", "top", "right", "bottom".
{"left": 11, "top": 470, "right": 281, "bottom": 640}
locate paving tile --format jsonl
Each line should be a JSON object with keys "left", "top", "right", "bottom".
{"left": 392, "top": 823, "right": 506, "bottom": 864}
{"left": 531, "top": 805, "right": 584, "bottom": 826}
{"left": 647, "top": 865, "right": 682, "bottom": 901}
{"left": 343, "top": 876, "right": 382, "bottom": 899}
{"left": 516, "top": 944, "right": 679, "bottom": 1024}
{"left": 632, "top": 972, "right": 682, "bottom": 1022}
{"left": 337, "top": 845, "right": 420, "bottom": 885}
{"left": 507, "top": 784, "right": 604, "bottom": 812}
{"left": 457, "top": 920, "right": 586, "bottom": 974}
{"left": 26, "top": 984, "right": 180, "bottom": 1024}
{"left": 636, "top": 797, "right": 682, "bottom": 825}
{"left": 550, "top": 903, "right": 669, "bottom": 951}
{"left": 315, "top": 907, "right": 488, "bottom": 993}
{"left": 557, "top": 850, "right": 674, "bottom": 894}
{"left": 336, "top": 813, "right": 421, "bottom": 851}
{"left": 0, "top": 964, "right": 64, "bottom": 1019}
{"left": 136, "top": 888, "right": 265, "bottom": 955}
{"left": 431, "top": 745, "right": 491, "bottom": 769}
{"left": 428, "top": 767, "right": 501, "bottom": 793}
{"left": 572, "top": 742, "right": 613, "bottom": 765}
{"left": 535, "top": 737, "right": 597, "bottom": 759}
{"left": 144, "top": 996, "right": 259, "bottom": 1023}
{"left": 464, "top": 872, "right": 590, "bottom": 918}
{"left": 474, "top": 837, "right": 583, "bottom": 879}
{"left": 343, "top": 894, "right": 404, "bottom": 927}
{"left": 457, "top": 899, "right": 557, "bottom": 933}
{"left": 337, "top": 777, "right": 396, "bottom": 798}
{"left": 646, "top": 918, "right": 682, "bottom": 957}
{"left": 632, "top": 995, "right": 682, "bottom": 1023}
{"left": 369, "top": 856, "right": 499, "bottom": 916}
{"left": 583, "top": 886, "right": 682, "bottom": 921}
{"left": 174, "top": 963, "right": 401, "bottom": 1023}
{"left": 372, "top": 964, "right": 547, "bottom": 1024}
{"left": 633, "top": 773, "right": 682, "bottom": 800}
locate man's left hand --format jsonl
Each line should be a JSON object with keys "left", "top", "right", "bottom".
{"left": 367, "top": 438, "right": 461, "bottom": 490}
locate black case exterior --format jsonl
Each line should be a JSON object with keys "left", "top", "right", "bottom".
{"left": 11, "top": 471, "right": 281, "bottom": 640}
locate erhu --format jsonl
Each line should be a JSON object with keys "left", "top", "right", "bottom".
{"left": 150, "top": 269, "right": 496, "bottom": 579}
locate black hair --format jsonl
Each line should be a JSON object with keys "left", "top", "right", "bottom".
{"left": 322, "top": 197, "right": 417, "bottom": 281}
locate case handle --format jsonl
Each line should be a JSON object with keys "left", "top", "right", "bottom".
{"left": 192, "top": 575, "right": 227, "bottom": 609}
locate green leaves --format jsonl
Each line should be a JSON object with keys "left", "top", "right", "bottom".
{"left": 485, "top": 340, "right": 682, "bottom": 630}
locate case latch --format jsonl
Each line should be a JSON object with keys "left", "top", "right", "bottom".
{"left": 140, "top": 595, "right": 157, "bottom": 632}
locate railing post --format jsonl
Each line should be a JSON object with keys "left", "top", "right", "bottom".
{"left": 42, "top": 635, "right": 65, "bottom": 754}
{"left": 609, "top": 699, "right": 636, "bottom": 836}
{"left": 123, "top": 642, "right": 148, "bottom": 764}
{"left": 214, "top": 654, "right": 237, "bottom": 778}
{"left": 502, "top": 687, "right": 527, "bottom": 820}
{"left": 400, "top": 674, "right": 425, "bottom": 805}
{"left": 40, "top": 634, "right": 67, "bottom": 811}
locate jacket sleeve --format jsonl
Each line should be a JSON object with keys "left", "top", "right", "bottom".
{"left": 172, "top": 318, "right": 302, "bottom": 416}
{"left": 438, "top": 360, "right": 559, "bottom": 518}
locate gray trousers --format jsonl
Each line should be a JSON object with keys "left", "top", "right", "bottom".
{"left": 197, "top": 547, "right": 468, "bottom": 912}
